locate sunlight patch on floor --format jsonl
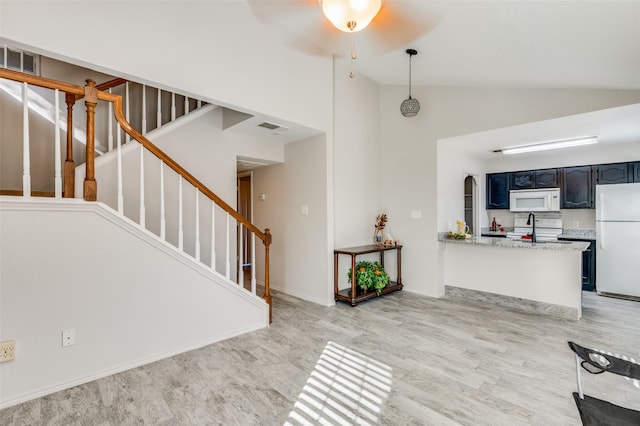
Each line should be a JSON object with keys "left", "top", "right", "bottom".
{"left": 284, "top": 341, "right": 393, "bottom": 426}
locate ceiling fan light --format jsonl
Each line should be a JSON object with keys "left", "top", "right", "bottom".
{"left": 320, "top": 0, "right": 382, "bottom": 32}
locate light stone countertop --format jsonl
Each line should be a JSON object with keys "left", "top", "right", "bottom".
{"left": 559, "top": 229, "right": 597, "bottom": 240}
{"left": 439, "top": 234, "right": 590, "bottom": 251}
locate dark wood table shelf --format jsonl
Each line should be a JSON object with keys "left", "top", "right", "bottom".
{"left": 334, "top": 244, "right": 403, "bottom": 306}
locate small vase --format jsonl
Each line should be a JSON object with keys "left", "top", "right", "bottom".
{"left": 374, "top": 229, "right": 382, "bottom": 244}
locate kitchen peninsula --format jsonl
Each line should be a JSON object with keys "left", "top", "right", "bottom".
{"left": 439, "top": 235, "right": 589, "bottom": 319}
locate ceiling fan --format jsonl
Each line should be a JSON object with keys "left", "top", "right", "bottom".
{"left": 247, "top": 1, "right": 441, "bottom": 59}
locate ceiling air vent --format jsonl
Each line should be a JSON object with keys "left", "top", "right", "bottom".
{"left": 257, "top": 121, "right": 288, "bottom": 132}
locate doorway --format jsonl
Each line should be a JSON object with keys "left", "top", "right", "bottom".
{"left": 237, "top": 172, "right": 252, "bottom": 284}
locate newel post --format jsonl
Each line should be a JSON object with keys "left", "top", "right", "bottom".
{"left": 263, "top": 228, "right": 272, "bottom": 323}
{"left": 63, "top": 92, "right": 76, "bottom": 197}
{"left": 83, "top": 79, "right": 98, "bottom": 201}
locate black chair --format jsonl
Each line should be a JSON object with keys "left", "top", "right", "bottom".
{"left": 568, "top": 341, "right": 640, "bottom": 426}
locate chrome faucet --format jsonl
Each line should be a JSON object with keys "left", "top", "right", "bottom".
{"left": 527, "top": 212, "right": 537, "bottom": 243}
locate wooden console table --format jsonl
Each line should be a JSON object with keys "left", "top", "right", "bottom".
{"left": 334, "top": 244, "right": 403, "bottom": 306}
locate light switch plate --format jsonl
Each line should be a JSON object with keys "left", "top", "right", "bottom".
{"left": 410, "top": 210, "right": 422, "bottom": 219}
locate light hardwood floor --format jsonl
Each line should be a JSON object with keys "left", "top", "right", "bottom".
{"left": 1, "top": 290, "right": 639, "bottom": 425}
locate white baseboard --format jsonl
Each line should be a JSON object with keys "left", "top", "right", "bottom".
{"left": 258, "top": 280, "right": 332, "bottom": 306}
{"left": 0, "top": 322, "right": 263, "bottom": 410}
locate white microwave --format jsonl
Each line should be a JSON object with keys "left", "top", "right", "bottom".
{"left": 509, "top": 188, "right": 561, "bottom": 212}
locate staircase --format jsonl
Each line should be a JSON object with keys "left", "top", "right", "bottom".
{"left": 0, "top": 68, "right": 273, "bottom": 408}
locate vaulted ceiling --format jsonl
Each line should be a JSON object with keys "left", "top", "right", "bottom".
{"left": 250, "top": 0, "right": 640, "bottom": 89}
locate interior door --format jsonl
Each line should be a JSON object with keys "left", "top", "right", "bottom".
{"left": 237, "top": 175, "right": 252, "bottom": 271}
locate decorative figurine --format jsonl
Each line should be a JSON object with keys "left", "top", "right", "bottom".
{"left": 374, "top": 213, "right": 388, "bottom": 244}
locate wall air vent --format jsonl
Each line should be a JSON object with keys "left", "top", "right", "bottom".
{"left": 257, "top": 121, "right": 288, "bottom": 132}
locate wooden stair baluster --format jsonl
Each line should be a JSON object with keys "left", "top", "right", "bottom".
{"left": 263, "top": 228, "right": 272, "bottom": 323}
{"left": 0, "top": 68, "right": 274, "bottom": 323}
{"left": 64, "top": 93, "right": 76, "bottom": 198}
{"left": 83, "top": 79, "right": 98, "bottom": 201}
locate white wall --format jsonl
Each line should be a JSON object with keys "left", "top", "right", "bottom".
{"left": 0, "top": 1, "right": 333, "bottom": 133}
{"left": 0, "top": 199, "right": 268, "bottom": 408}
{"left": 253, "top": 135, "right": 330, "bottom": 306}
{"left": 437, "top": 143, "right": 485, "bottom": 234}
{"left": 84, "top": 106, "right": 285, "bottom": 278}
{"left": 1, "top": 0, "right": 336, "bottom": 308}
{"left": 331, "top": 63, "right": 391, "bottom": 288}
{"left": 380, "top": 85, "right": 640, "bottom": 298}
{"left": 332, "top": 63, "right": 381, "bottom": 248}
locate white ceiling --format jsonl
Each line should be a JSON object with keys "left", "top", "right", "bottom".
{"left": 236, "top": 0, "right": 640, "bottom": 166}
{"left": 441, "top": 103, "right": 640, "bottom": 160}
{"left": 250, "top": 0, "right": 640, "bottom": 89}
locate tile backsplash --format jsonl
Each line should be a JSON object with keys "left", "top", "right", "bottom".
{"left": 486, "top": 209, "right": 595, "bottom": 229}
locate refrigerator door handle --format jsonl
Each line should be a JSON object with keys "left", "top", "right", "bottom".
{"left": 599, "top": 193, "right": 604, "bottom": 219}
{"left": 598, "top": 222, "right": 604, "bottom": 250}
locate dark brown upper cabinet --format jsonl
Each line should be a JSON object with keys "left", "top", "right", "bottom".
{"left": 597, "top": 162, "right": 631, "bottom": 185}
{"left": 562, "top": 166, "right": 594, "bottom": 209}
{"left": 534, "top": 168, "right": 559, "bottom": 188}
{"left": 486, "top": 173, "right": 510, "bottom": 209}
{"left": 510, "top": 171, "right": 535, "bottom": 190}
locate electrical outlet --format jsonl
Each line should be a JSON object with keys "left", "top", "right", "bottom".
{"left": 0, "top": 340, "right": 16, "bottom": 362}
{"left": 62, "top": 329, "right": 76, "bottom": 347}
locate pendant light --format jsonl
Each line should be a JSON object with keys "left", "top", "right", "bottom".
{"left": 400, "top": 48, "right": 420, "bottom": 117}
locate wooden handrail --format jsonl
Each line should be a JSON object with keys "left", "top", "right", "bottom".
{"left": 1, "top": 69, "right": 82, "bottom": 198}
{"left": 103, "top": 85, "right": 273, "bottom": 323}
{"left": 0, "top": 68, "right": 273, "bottom": 320}
{"left": 99, "top": 90, "right": 270, "bottom": 243}
{"left": 0, "top": 69, "right": 267, "bottom": 242}
{"left": 95, "top": 77, "right": 127, "bottom": 92}
{"left": 100, "top": 85, "right": 274, "bottom": 321}
{"left": 0, "top": 68, "right": 84, "bottom": 96}
{"left": 74, "top": 77, "right": 127, "bottom": 101}
{"left": 0, "top": 69, "right": 125, "bottom": 95}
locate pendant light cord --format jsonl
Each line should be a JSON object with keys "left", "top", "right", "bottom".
{"left": 350, "top": 32, "right": 357, "bottom": 78}
{"left": 400, "top": 48, "right": 420, "bottom": 117}
{"left": 409, "top": 53, "right": 412, "bottom": 98}
{"left": 405, "top": 49, "right": 417, "bottom": 98}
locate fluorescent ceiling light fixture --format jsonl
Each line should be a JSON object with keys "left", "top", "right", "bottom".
{"left": 501, "top": 136, "right": 598, "bottom": 155}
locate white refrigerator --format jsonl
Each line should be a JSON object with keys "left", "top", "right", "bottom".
{"left": 596, "top": 182, "right": 640, "bottom": 299}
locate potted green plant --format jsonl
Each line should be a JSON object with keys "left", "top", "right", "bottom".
{"left": 347, "top": 261, "right": 390, "bottom": 295}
